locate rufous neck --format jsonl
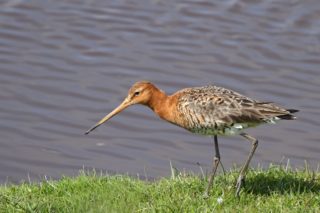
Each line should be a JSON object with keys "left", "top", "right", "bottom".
{"left": 146, "top": 85, "right": 179, "bottom": 125}
{"left": 147, "top": 87, "right": 168, "bottom": 112}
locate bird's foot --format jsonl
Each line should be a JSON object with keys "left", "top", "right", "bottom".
{"left": 202, "top": 192, "right": 210, "bottom": 199}
{"left": 235, "top": 175, "right": 246, "bottom": 197}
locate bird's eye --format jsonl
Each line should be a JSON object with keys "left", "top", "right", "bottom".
{"left": 134, "top": 91, "right": 140, "bottom": 96}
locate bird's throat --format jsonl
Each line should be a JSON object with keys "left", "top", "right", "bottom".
{"left": 147, "top": 89, "right": 178, "bottom": 125}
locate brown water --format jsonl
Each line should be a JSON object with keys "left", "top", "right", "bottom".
{"left": 0, "top": 0, "right": 320, "bottom": 183}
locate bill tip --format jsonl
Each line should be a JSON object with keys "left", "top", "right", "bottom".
{"left": 84, "top": 124, "right": 100, "bottom": 135}
{"left": 84, "top": 128, "right": 93, "bottom": 135}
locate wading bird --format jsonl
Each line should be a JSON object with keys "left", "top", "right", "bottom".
{"left": 85, "top": 81, "right": 298, "bottom": 197}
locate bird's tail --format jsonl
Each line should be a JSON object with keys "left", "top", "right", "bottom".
{"left": 277, "top": 109, "right": 299, "bottom": 120}
{"left": 286, "top": 109, "right": 299, "bottom": 114}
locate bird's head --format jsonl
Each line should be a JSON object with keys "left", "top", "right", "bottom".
{"left": 85, "top": 81, "right": 155, "bottom": 134}
{"left": 127, "top": 81, "right": 154, "bottom": 105}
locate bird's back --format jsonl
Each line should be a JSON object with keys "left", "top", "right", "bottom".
{"left": 174, "top": 85, "right": 297, "bottom": 135}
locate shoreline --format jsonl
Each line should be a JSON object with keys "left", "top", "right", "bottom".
{"left": 0, "top": 164, "right": 319, "bottom": 212}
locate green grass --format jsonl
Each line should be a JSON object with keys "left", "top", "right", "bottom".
{"left": 0, "top": 165, "right": 319, "bottom": 212}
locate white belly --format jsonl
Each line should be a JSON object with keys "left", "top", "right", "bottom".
{"left": 189, "top": 122, "right": 258, "bottom": 136}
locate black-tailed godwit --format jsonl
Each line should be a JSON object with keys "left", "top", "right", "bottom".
{"left": 85, "top": 81, "right": 298, "bottom": 197}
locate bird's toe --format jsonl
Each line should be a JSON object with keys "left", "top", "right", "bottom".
{"left": 235, "top": 175, "right": 245, "bottom": 197}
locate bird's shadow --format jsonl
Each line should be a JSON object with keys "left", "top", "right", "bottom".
{"left": 242, "top": 172, "right": 320, "bottom": 196}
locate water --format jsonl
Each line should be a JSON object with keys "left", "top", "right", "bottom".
{"left": 0, "top": 0, "right": 319, "bottom": 183}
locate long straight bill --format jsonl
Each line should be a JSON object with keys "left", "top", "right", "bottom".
{"left": 85, "top": 99, "right": 130, "bottom": 135}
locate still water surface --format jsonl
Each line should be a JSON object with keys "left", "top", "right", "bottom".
{"left": 0, "top": 0, "right": 320, "bottom": 183}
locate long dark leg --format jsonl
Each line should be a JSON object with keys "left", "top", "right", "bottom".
{"left": 204, "top": 135, "right": 221, "bottom": 197}
{"left": 235, "top": 132, "right": 258, "bottom": 197}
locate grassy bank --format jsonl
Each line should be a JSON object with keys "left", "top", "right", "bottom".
{"left": 0, "top": 165, "right": 319, "bottom": 212}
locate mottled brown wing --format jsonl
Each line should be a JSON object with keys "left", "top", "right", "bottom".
{"left": 177, "top": 85, "right": 293, "bottom": 130}
{"left": 247, "top": 102, "right": 296, "bottom": 120}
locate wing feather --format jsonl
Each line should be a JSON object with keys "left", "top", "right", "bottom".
{"left": 176, "top": 85, "right": 296, "bottom": 130}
